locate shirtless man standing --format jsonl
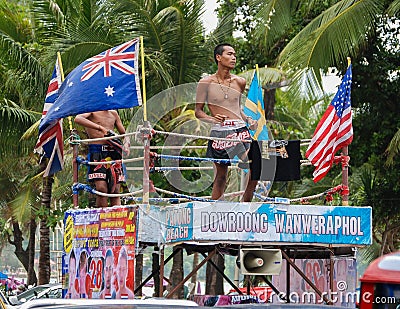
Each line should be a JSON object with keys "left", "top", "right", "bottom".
{"left": 195, "top": 43, "right": 259, "bottom": 202}
{"left": 75, "top": 110, "right": 130, "bottom": 207}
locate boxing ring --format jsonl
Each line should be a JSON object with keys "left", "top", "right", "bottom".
{"left": 62, "top": 120, "right": 372, "bottom": 305}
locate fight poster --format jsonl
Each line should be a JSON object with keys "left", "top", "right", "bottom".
{"left": 62, "top": 206, "right": 138, "bottom": 299}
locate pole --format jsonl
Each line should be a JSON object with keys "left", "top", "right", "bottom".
{"left": 140, "top": 36, "right": 147, "bottom": 122}
{"left": 139, "top": 36, "right": 150, "bottom": 206}
{"left": 72, "top": 143, "right": 79, "bottom": 208}
{"left": 341, "top": 146, "right": 349, "bottom": 206}
{"left": 159, "top": 246, "right": 165, "bottom": 297}
{"left": 57, "top": 52, "right": 79, "bottom": 208}
{"left": 342, "top": 57, "right": 351, "bottom": 206}
{"left": 142, "top": 122, "right": 151, "bottom": 206}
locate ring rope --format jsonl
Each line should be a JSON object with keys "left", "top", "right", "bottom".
{"left": 151, "top": 166, "right": 220, "bottom": 172}
{"left": 253, "top": 193, "right": 282, "bottom": 203}
{"left": 125, "top": 196, "right": 190, "bottom": 203}
{"left": 146, "top": 187, "right": 243, "bottom": 200}
{"left": 290, "top": 192, "right": 325, "bottom": 203}
{"left": 153, "top": 129, "right": 253, "bottom": 143}
{"left": 71, "top": 131, "right": 139, "bottom": 144}
{"left": 130, "top": 145, "right": 207, "bottom": 150}
{"left": 126, "top": 166, "right": 240, "bottom": 172}
{"left": 76, "top": 156, "right": 144, "bottom": 166}
{"left": 76, "top": 155, "right": 311, "bottom": 168}
{"left": 156, "top": 154, "right": 245, "bottom": 165}
{"left": 70, "top": 127, "right": 311, "bottom": 146}
{"left": 72, "top": 183, "right": 143, "bottom": 197}
{"left": 73, "top": 183, "right": 347, "bottom": 205}
{"left": 153, "top": 187, "right": 215, "bottom": 202}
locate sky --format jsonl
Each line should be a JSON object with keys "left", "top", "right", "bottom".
{"left": 203, "top": 0, "right": 218, "bottom": 33}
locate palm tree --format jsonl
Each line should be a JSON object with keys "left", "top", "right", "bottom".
{"left": 0, "top": 0, "right": 49, "bottom": 285}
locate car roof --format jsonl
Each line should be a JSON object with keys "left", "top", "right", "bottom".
{"left": 0, "top": 290, "right": 9, "bottom": 305}
{"left": 360, "top": 251, "right": 400, "bottom": 284}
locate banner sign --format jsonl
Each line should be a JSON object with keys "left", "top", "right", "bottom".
{"left": 159, "top": 202, "right": 372, "bottom": 246}
{"left": 162, "top": 203, "right": 193, "bottom": 243}
{"left": 62, "top": 206, "right": 138, "bottom": 299}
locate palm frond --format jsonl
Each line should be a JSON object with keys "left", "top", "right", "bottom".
{"left": 10, "top": 187, "right": 34, "bottom": 223}
{"left": 251, "top": 0, "right": 293, "bottom": 52}
{"left": 385, "top": 128, "right": 400, "bottom": 166}
{"left": 0, "top": 99, "right": 39, "bottom": 155}
{"left": 206, "top": 5, "right": 235, "bottom": 44}
{"left": 387, "top": 0, "right": 400, "bottom": 15}
{"left": 239, "top": 66, "right": 286, "bottom": 85}
{"left": 0, "top": 3, "right": 48, "bottom": 102}
{"left": 277, "top": 0, "right": 384, "bottom": 71}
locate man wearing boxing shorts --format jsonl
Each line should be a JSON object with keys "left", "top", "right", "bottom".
{"left": 196, "top": 43, "right": 259, "bottom": 201}
{"left": 75, "top": 110, "right": 130, "bottom": 207}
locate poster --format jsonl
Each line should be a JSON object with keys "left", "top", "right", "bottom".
{"left": 272, "top": 257, "right": 357, "bottom": 307}
{"left": 62, "top": 206, "right": 138, "bottom": 299}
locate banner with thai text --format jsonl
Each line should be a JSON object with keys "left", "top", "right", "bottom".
{"left": 62, "top": 206, "right": 138, "bottom": 299}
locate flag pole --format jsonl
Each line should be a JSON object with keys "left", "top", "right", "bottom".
{"left": 58, "top": 51, "right": 79, "bottom": 207}
{"left": 140, "top": 36, "right": 147, "bottom": 122}
{"left": 341, "top": 57, "right": 351, "bottom": 206}
{"left": 255, "top": 63, "right": 259, "bottom": 80}
{"left": 140, "top": 36, "right": 150, "bottom": 206}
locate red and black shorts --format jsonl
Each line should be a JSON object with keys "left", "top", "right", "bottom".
{"left": 87, "top": 144, "right": 126, "bottom": 193}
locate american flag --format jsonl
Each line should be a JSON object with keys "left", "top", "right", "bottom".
{"left": 34, "top": 57, "right": 64, "bottom": 177}
{"left": 306, "top": 65, "right": 353, "bottom": 182}
{"left": 39, "top": 39, "right": 142, "bottom": 131}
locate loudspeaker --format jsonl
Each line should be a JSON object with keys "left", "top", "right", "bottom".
{"left": 239, "top": 248, "right": 282, "bottom": 275}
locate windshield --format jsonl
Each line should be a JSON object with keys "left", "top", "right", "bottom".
{"left": 17, "top": 285, "right": 53, "bottom": 301}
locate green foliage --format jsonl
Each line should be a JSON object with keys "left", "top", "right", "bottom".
{"left": 350, "top": 15, "right": 400, "bottom": 249}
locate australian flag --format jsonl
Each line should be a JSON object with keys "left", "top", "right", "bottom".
{"left": 34, "top": 57, "right": 64, "bottom": 177}
{"left": 39, "top": 39, "right": 142, "bottom": 131}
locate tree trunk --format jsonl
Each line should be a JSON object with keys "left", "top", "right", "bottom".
{"left": 8, "top": 220, "right": 37, "bottom": 284}
{"left": 205, "top": 251, "right": 224, "bottom": 295}
{"left": 134, "top": 253, "right": 143, "bottom": 296}
{"left": 189, "top": 252, "right": 199, "bottom": 295}
{"left": 169, "top": 246, "right": 184, "bottom": 299}
{"left": 28, "top": 218, "right": 37, "bottom": 285}
{"left": 264, "top": 88, "right": 276, "bottom": 121}
{"left": 38, "top": 173, "right": 54, "bottom": 284}
{"left": 152, "top": 247, "right": 160, "bottom": 297}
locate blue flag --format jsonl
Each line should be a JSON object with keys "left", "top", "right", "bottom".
{"left": 39, "top": 39, "right": 142, "bottom": 131}
{"left": 244, "top": 70, "right": 269, "bottom": 140}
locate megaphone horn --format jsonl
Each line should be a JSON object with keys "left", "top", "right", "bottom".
{"left": 244, "top": 253, "right": 264, "bottom": 269}
{"left": 239, "top": 248, "right": 282, "bottom": 275}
